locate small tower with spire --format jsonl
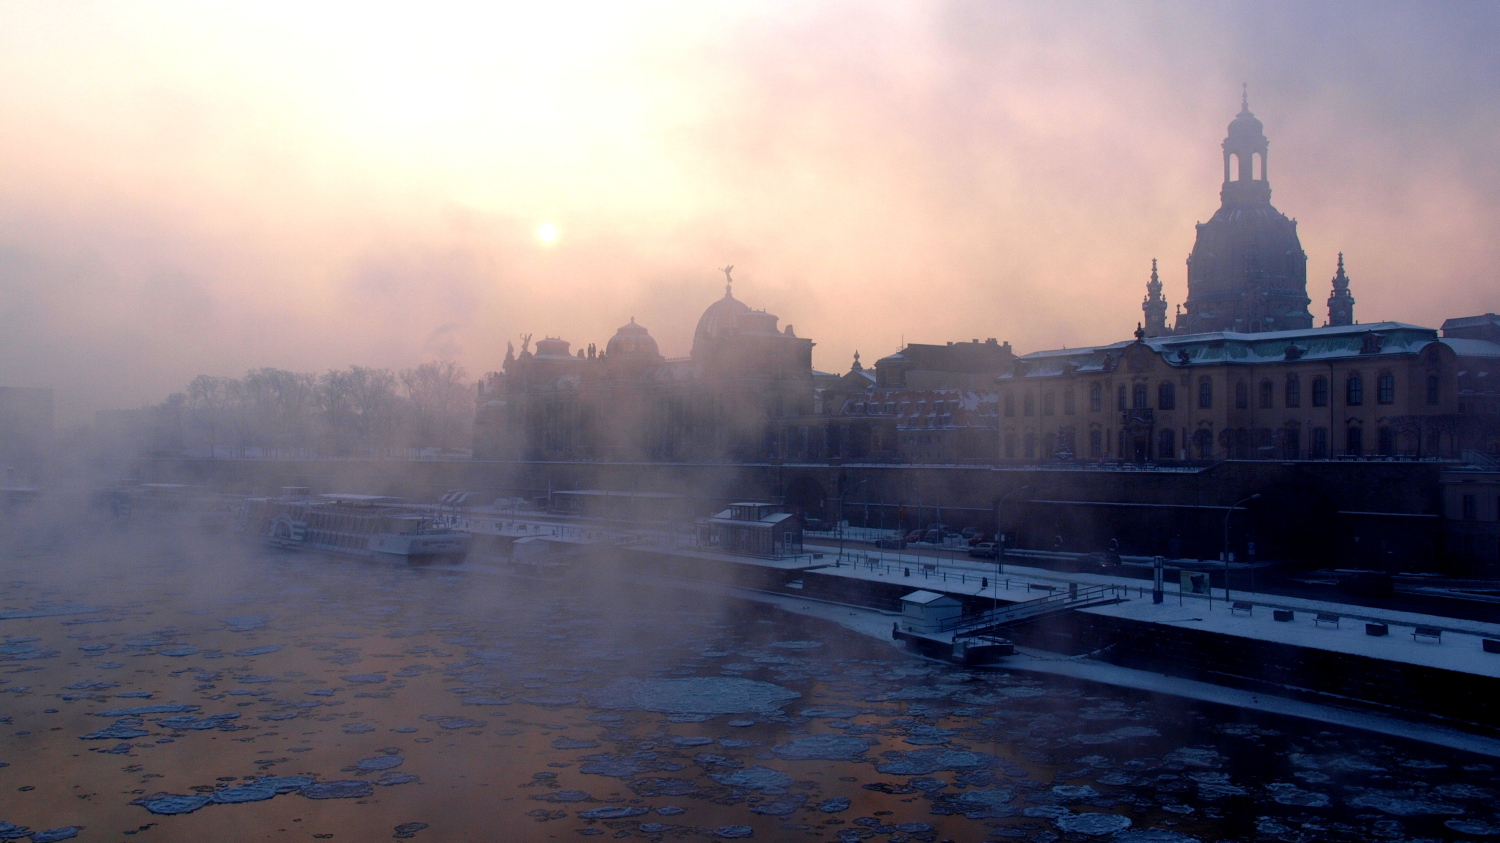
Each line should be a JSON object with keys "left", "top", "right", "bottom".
{"left": 1142, "top": 258, "right": 1169, "bottom": 337}
{"left": 1327, "top": 252, "right": 1355, "bottom": 327}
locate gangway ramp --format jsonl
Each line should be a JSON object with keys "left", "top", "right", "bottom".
{"left": 946, "top": 584, "right": 1129, "bottom": 638}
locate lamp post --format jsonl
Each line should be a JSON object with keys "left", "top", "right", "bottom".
{"left": 994, "top": 484, "right": 1031, "bottom": 605}
{"left": 1223, "top": 493, "right": 1260, "bottom": 602}
{"left": 836, "top": 479, "right": 870, "bottom": 566}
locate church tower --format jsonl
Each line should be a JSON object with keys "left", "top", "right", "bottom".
{"left": 1326, "top": 252, "right": 1355, "bottom": 327}
{"left": 1175, "top": 90, "right": 1312, "bottom": 335}
{"left": 1142, "top": 259, "right": 1169, "bottom": 337}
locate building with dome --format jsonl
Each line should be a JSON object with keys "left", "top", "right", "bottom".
{"left": 473, "top": 280, "right": 816, "bottom": 463}
{"left": 998, "top": 95, "right": 1500, "bottom": 466}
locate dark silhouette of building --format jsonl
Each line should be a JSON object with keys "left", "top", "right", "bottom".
{"left": 1165, "top": 91, "right": 1317, "bottom": 335}
{"left": 1327, "top": 253, "right": 1356, "bottom": 327}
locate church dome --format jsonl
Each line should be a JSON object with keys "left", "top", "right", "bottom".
{"left": 605, "top": 318, "right": 662, "bottom": 359}
{"left": 1227, "top": 105, "right": 1264, "bottom": 141}
{"left": 692, "top": 285, "right": 752, "bottom": 358}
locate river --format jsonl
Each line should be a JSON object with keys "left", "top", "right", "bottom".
{"left": 0, "top": 523, "right": 1495, "bottom": 842}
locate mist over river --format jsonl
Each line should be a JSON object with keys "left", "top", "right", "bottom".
{"left": 0, "top": 521, "right": 1496, "bottom": 842}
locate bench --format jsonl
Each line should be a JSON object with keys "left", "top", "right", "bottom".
{"left": 1484, "top": 638, "right": 1500, "bottom": 654}
{"left": 1273, "top": 609, "right": 1295, "bottom": 622}
{"left": 1366, "top": 622, "right": 1388, "bottom": 637}
{"left": 1028, "top": 583, "right": 1058, "bottom": 593}
{"left": 1230, "top": 601, "right": 1253, "bottom": 616}
{"left": 1314, "top": 613, "right": 1340, "bottom": 628}
{"left": 1412, "top": 626, "right": 1443, "bottom": 643}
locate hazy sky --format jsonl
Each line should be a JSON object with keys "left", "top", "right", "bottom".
{"left": 3, "top": 1, "right": 1499, "bottom": 421}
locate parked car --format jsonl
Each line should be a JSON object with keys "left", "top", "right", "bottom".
{"left": 905, "top": 530, "right": 925, "bottom": 544}
{"left": 968, "top": 542, "right": 999, "bottom": 559}
{"left": 802, "top": 518, "right": 831, "bottom": 532}
{"left": 876, "top": 534, "right": 906, "bottom": 549}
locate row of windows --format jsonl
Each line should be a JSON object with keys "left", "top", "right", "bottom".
{"left": 1003, "top": 423, "right": 1434, "bottom": 461}
{"left": 1001, "top": 373, "right": 1440, "bottom": 417}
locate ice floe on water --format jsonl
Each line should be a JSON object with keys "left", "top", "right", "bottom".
{"left": 772, "top": 734, "right": 874, "bottom": 761}
{"left": 589, "top": 677, "right": 800, "bottom": 714}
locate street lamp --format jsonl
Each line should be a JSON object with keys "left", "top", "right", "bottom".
{"left": 836, "top": 479, "right": 871, "bottom": 566}
{"left": 1223, "top": 493, "right": 1260, "bottom": 602}
{"left": 994, "top": 484, "right": 1031, "bottom": 603}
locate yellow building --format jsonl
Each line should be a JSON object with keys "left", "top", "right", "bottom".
{"left": 996, "top": 322, "right": 1499, "bottom": 463}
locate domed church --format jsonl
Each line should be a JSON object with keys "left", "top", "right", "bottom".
{"left": 1145, "top": 91, "right": 1321, "bottom": 337}
{"left": 474, "top": 273, "right": 815, "bottom": 463}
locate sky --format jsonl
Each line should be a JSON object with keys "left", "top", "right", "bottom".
{"left": 2, "top": 1, "right": 1499, "bottom": 422}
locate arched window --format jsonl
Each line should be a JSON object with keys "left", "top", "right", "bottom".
{"left": 1282, "top": 427, "right": 1300, "bottom": 460}
{"left": 1195, "top": 429, "right": 1213, "bottom": 460}
{"left": 1089, "top": 429, "right": 1102, "bottom": 458}
{"left": 1312, "top": 377, "right": 1329, "bottom": 407}
{"left": 1158, "top": 382, "right": 1176, "bottom": 411}
{"left": 1117, "top": 385, "right": 1127, "bottom": 411}
{"left": 1089, "top": 383, "right": 1102, "bottom": 412}
{"left": 1024, "top": 393, "right": 1035, "bottom": 416}
{"left": 1285, "top": 375, "right": 1300, "bottom": 408}
{"left": 1132, "top": 383, "right": 1148, "bottom": 409}
{"left": 1157, "top": 428, "right": 1175, "bottom": 460}
{"left": 1378, "top": 426, "right": 1396, "bottom": 456}
{"left": 1311, "top": 427, "right": 1329, "bottom": 458}
{"left": 1043, "top": 432, "right": 1057, "bottom": 457}
{"left": 1004, "top": 433, "right": 1017, "bottom": 459}
{"left": 1042, "top": 392, "right": 1055, "bottom": 416}
{"left": 1347, "top": 374, "right": 1363, "bottom": 406}
{"left": 1346, "top": 425, "right": 1363, "bottom": 456}
{"left": 1064, "top": 388, "right": 1075, "bottom": 416}
{"left": 1377, "top": 373, "right": 1395, "bottom": 405}
{"left": 1024, "top": 433, "right": 1036, "bottom": 460}
{"left": 1426, "top": 374, "right": 1440, "bottom": 405}
{"left": 1259, "top": 380, "right": 1274, "bottom": 409}
{"left": 1003, "top": 394, "right": 1015, "bottom": 417}
{"left": 1235, "top": 381, "right": 1249, "bottom": 410}
{"left": 1198, "top": 378, "right": 1213, "bottom": 409}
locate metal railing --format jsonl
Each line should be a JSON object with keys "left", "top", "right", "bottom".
{"left": 941, "top": 583, "right": 1128, "bottom": 634}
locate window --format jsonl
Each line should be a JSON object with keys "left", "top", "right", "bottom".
{"left": 1132, "top": 383, "right": 1148, "bottom": 409}
{"left": 1064, "top": 388, "right": 1075, "bottom": 416}
{"left": 1463, "top": 493, "right": 1477, "bottom": 521}
{"left": 1117, "top": 385, "right": 1127, "bottom": 411}
{"left": 1024, "top": 393, "right": 1035, "bottom": 416}
{"left": 1311, "top": 377, "right": 1328, "bottom": 407}
{"left": 1285, "top": 375, "right": 1300, "bottom": 408}
{"left": 1347, "top": 374, "right": 1363, "bottom": 406}
{"left": 1282, "top": 427, "right": 1300, "bottom": 460}
{"left": 1024, "top": 434, "right": 1036, "bottom": 459}
{"left": 1377, "top": 373, "right": 1395, "bottom": 405}
{"left": 1004, "top": 433, "right": 1016, "bottom": 459}
{"left": 1259, "top": 380, "right": 1274, "bottom": 409}
{"left": 1195, "top": 429, "right": 1213, "bottom": 460}
{"left": 1378, "top": 426, "right": 1396, "bottom": 456}
{"left": 1003, "top": 394, "right": 1015, "bottom": 417}
{"left": 1089, "top": 429, "right": 1102, "bottom": 458}
{"left": 1157, "top": 428, "right": 1175, "bottom": 460}
{"left": 1426, "top": 374, "right": 1440, "bottom": 405}
{"left": 1235, "top": 381, "right": 1249, "bottom": 410}
{"left": 1042, "top": 392, "right": 1055, "bottom": 416}
{"left": 1089, "top": 384, "right": 1102, "bottom": 412}
{"left": 1311, "top": 427, "right": 1329, "bottom": 458}
{"left": 1346, "top": 425, "right": 1363, "bottom": 456}
{"left": 1198, "top": 378, "right": 1213, "bottom": 409}
{"left": 1159, "top": 382, "right": 1176, "bottom": 411}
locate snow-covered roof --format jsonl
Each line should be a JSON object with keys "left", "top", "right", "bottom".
{"left": 1441, "top": 338, "right": 1500, "bottom": 358}
{"left": 1001, "top": 322, "right": 1444, "bottom": 380}
{"left": 900, "top": 590, "right": 959, "bottom": 605}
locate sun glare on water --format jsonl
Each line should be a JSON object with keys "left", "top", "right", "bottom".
{"left": 538, "top": 222, "right": 558, "bottom": 243}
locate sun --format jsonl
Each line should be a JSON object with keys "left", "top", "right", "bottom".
{"left": 537, "top": 222, "right": 558, "bottom": 243}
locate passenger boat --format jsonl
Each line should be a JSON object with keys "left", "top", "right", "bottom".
{"left": 236, "top": 490, "right": 471, "bottom": 564}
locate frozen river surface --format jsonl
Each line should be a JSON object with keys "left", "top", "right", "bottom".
{"left": 0, "top": 524, "right": 1497, "bottom": 842}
